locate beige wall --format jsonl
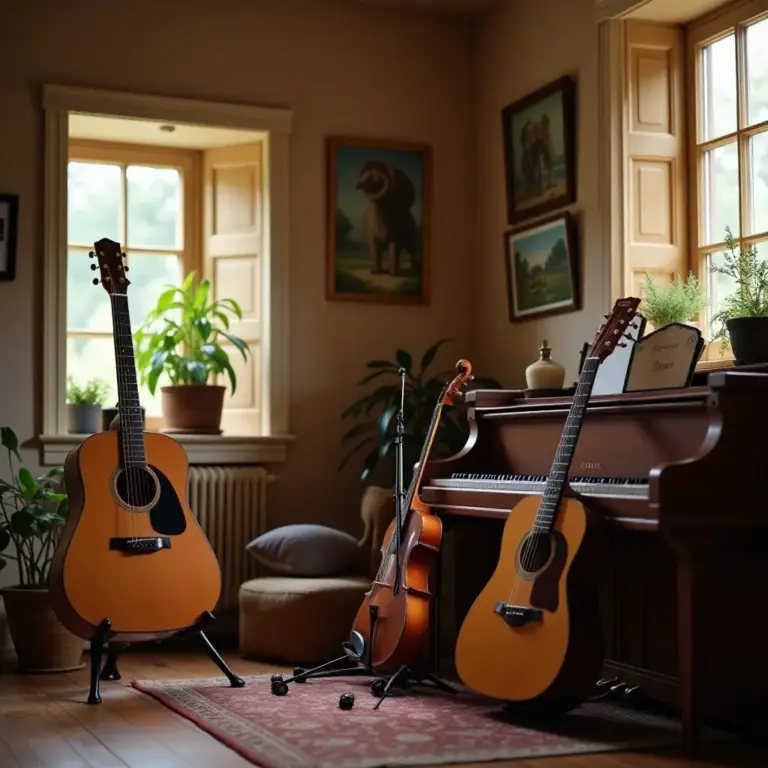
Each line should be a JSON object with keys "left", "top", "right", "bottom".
{"left": 474, "top": 0, "right": 605, "bottom": 387}
{"left": 0, "top": 0, "right": 477, "bottom": 578}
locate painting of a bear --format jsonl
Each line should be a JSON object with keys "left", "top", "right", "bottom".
{"left": 326, "top": 136, "right": 432, "bottom": 304}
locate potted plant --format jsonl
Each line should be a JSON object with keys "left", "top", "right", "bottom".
{"left": 66, "top": 377, "right": 110, "bottom": 434}
{"left": 339, "top": 338, "right": 502, "bottom": 487}
{"left": 710, "top": 227, "right": 768, "bottom": 365}
{"left": 640, "top": 271, "right": 710, "bottom": 334}
{"left": 0, "top": 426, "right": 84, "bottom": 672}
{"left": 134, "top": 271, "right": 250, "bottom": 433}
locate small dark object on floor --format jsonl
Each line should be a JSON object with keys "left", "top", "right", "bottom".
{"left": 339, "top": 692, "right": 355, "bottom": 710}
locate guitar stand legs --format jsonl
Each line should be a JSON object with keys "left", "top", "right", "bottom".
{"left": 85, "top": 611, "right": 244, "bottom": 706}
{"left": 87, "top": 619, "right": 113, "bottom": 705}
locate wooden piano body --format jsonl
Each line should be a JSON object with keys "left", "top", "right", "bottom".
{"left": 421, "top": 370, "right": 768, "bottom": 746}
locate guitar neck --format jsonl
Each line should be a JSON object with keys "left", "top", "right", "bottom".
{"left": 110, "top": 293, "right": 146, "bottom": 468}
{"left": 533, "top": 356, "right": 600, "bottom": 533}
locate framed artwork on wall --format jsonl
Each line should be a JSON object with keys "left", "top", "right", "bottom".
{"left": 501, "top": 75, "right": 577, "bottom": 224}
{"left": 503, "top": 211, "right": 580, "bottom": 322}
{"left": 0, "top": 193, "right": 19, "bottom": 281}
{"left": 325, "top": 135, "right": 432, "bottom": 304}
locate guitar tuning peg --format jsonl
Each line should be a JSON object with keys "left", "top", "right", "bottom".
{"left": 618, "top": 342, "right": 627, "bottom": 348}
{"left": 89, "top": 251, "right": 95, "bottom": 258}
{"left": 92, "top": 278, "right": 99, "bottom": 285}
{"left": 124, "top": 265, "right": 129, "bottom": 272}
{"left": 90, "top": 263, "right": 97, "bottom": 270}
{"left": 604, "top": 313, "right": 610, "bottom": 319}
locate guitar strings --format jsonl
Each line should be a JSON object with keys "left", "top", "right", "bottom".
{"left": 110, "top": 292, "right": 139, "bottom": 541}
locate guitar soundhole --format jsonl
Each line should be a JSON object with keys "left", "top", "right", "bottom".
{"left": 517, "top": 533, "right": 553, "bottom": 576}
{"left": 115, "top": 467, "right": 158, "bottom": 509}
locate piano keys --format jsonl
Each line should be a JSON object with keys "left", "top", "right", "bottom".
{"left": 422, "top": 370, "right": 768, "bottom": 748}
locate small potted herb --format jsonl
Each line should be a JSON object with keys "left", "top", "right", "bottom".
{"left": 640, "top": 272, "right": 709, "bottom": 334}
{"left": 66, "top": 377, "right": 109, "bottom": 434}
{"left": 710, "top": 226, "right": 768, "bottom": 364}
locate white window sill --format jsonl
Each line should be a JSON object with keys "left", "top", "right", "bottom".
{"left": 38, "top": 433, "right": 295, "bottom": 467}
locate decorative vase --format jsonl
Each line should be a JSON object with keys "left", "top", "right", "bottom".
{"left": 525, "top": 340, "right": 566, "bottom": 390}
{"left": 67, "top": 403, "right": 102, "bottom": 434}
{"left": 726, "top": 317, "right": 768, "bottom": 365}
{"left": 0, "top": 587, "right": 85, "bottom": 673}
{"left": 160, "top": 385, "right": 225, "bottom": 434}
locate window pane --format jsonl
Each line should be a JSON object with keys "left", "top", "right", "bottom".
{"left": 126, "top": 166, "right": 181, "bottom": 250}
{"left": 124, "top": 252, "right": 183, "bottom": 331}
{"left": 746, "top": 17, "right": 768, "bottom": 126}
{"left": 702, "top": 141, "right": 740, "bottom": 244}
{"left": 68, "top": 162, "right": 121, "bottom": 246}
{"left": 66, "top": 335, "right": 164, "bottom": 419}
{"left": 67, "top": 336, "right": 118, "bottom": 412}
{"left": 67, "top": 250, "right": 115, "bottom": 332}
{"left": 700, "top": 33, "right": 737, "bottom": 141}
{"left": 748, "top": 131, "right": 768, "bottom": 235}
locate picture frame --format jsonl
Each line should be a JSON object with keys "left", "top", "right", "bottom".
{"left": 325, "top": 135, "right": 432, "bottom": 304}
{"left": 501, "top": 75, "right": 577, "bottom": 224}
{"left": 503, "top": 211, "right": 580, "bottom": 322}
{"left": 0, "top": 193, "right": 19, "bottom": 282}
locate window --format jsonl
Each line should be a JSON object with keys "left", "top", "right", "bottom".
{"left": 42, "top": 85, "right": 293, "bottom": 465}
{"left": 688, "top": 0, "right": 768, "bottom": 361}
{"left": 66, "top": 142, "right": 197, "bottom": 430}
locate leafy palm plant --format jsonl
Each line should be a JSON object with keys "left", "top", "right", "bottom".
{"left": 339, "top": 338, "right": 502, "bottom": 486}
{"left": 134, "top": 271, "right": 250, "bottom": 395}
{"left": 0, "top": 426, "right": 68, "bottom": 586}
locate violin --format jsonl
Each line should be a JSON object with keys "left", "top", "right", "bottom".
{"left": 350, "top": 359, "right": 474, "bottom": 673}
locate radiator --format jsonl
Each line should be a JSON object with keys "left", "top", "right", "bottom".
{"left": 187, "top": 465, "right": 273, "bottom": 612}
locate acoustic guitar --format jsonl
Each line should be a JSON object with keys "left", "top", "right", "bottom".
{"left": 50, "top": 238, "right": 222, "bottom": 642}
{"left": 350, "top": 359, "right": 474, "bottom": 673}
{"left": 454, "top": 297, "right": 640, "bottom": 713}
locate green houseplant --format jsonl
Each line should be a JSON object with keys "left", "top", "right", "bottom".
{"left": 339, "top": 338, "right": 502, "bottom": 487}
{"left": 0, "top": 426, "right": 83, "bottom": 672}
{"left": 66, "top": 377, "right": 110, "bottom": 435}
{"left": 134, "top": 271, "right": 250, "bottom": 433}
{"left": 640, "top": 272, "right": 709, "bottom": 333}
{"left": 710, "top": 226, "right": 768, "bottom": 364}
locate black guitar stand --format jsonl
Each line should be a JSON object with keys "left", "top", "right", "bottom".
{"left": 86, "top": 610, "right": 245, "bottom": 705}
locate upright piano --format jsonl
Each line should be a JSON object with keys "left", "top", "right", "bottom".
{"left": 421, "top": 370, "right": 768, "bottom": 748}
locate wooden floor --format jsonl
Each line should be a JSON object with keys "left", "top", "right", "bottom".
{"left": 0, "top": 649, "right": 765, "bottom": 768}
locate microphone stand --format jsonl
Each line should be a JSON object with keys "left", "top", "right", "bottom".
{"left": 392, "top": 367, "right": 406, "bottom": 596}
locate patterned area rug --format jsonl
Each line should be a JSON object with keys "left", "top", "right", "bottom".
{"left": 131, "top": 673, "right": 694, "bottom": 768}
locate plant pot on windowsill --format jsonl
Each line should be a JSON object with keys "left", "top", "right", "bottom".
{"left": 160, "top": 384, "right": 226, "bottom": 434}
{"left": 67, "top": 403, "right": 102, "bottom": 434}
{"left": 726, "top": 317, "right": 768, "bottom": 365}
{"left": 0, "top": 586, "right": 85, "bottom": 673}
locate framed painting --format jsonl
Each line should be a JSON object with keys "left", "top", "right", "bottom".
{"left": 501, "top": 75, "right": 577, "bottom": 224}
{"left": 325, "top": 136, "right": 431, "bottom": 304}
{"left": 504, "top": 211, "right": 580, "bottom": 322}
{"left": 0, "top": 193, "right": 19, "bottom": 281}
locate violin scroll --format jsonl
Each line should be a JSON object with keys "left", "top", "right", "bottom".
{"left": 443, "top": 358, "right": 474, "bottom": 405}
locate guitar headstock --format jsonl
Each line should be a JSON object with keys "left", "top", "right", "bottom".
{"left": 90, "top": 237, "right": 130, "bottom": 295}
{"left": 442, "top": 359, "right": 474, "bottom": 405}
{"left": 589, "top": 297, "right": 641, "bottom": 363}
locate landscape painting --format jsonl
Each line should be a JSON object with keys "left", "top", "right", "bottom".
{"left": 504, "top": 211, "right": 579, "bottom": 321}
{"left": 501, "top": 76, "right": 576, "bottom": 224}
{"left": 326, "top": 136, "right": 431, "bottom": 304}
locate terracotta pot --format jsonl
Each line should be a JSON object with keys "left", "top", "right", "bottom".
{"left": 1, "top": 587, "right": 84, "bottom": 672}
{"left": 160, "top": 384, "right": 226, "bottom": 434}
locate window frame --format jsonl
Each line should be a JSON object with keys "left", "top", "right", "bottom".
{"left": 41, "top": 85, "right": 294, "bottom": 465}
{"left": 67, "top": 139, "right": 200, "bottom": 432}
{"left": 686, "top": 0, "right": 768, "bottom": 365}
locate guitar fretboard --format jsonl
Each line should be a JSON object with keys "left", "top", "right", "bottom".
{"left": 532, "top": 356, "right": 600, "bottom": 533}
{"left": 110, "top": 293, "right": 146, "bottom": 469}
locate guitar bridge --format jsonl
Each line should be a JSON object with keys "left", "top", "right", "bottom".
{"left": 109, "top": 537, "right": 171, "bottom": 555}
{"left": 494, "top": 601, "right": 542, "bottom": 628}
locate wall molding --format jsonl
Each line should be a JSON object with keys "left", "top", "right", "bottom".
{"left": 595, "top": 0, "right": 653, "bottom": 22}
{"left": 40, "top": 84, "right": 293, "bottom": 454}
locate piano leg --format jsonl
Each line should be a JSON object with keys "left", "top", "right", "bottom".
{"left": 676, "top": 547, "right": 708, "bottom": 753}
